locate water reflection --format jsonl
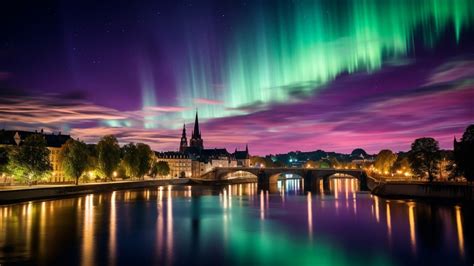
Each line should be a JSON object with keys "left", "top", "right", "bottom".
{"left": 167, "top": 186, "right": 173, "bottom": 265}
{"left": 408, "top": 203, "right": 416, "bottom": 254}
{"left": 386, "top": 202, "right": 392, "bottom": 243}
{"left": 82, "top": 194, "right": 94, "bottom": 266}
{"left": 455, "top": 206, "right": 465, "bottom": 257}
{"left": 157, "top": 187, "right": 164, "bottom": 258}
{"left": 109, "top": 192, "right": 116, "bottom": 266}
{"left": 307, "top": 192, "right": 313, "bottom": 237}
{"left": 0, "top": 179, "right": 471, "bottom": 265}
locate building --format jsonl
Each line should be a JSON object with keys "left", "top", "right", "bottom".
{"left": 179, "top": 124, "right": 188, "bottom": 152}
{"left": 155, "top": 151, "right": 192, "bottom": 178}
{"left": 0, "top": 129, "right": 71, "bottom": 182}
{"left": 156, "top": 111, "right": 251, "bottom": 178}
{"left": 234, "top": 145, "right": 250, "bottom": 167}
{"left": 189, "top": 111, "right": 204, "bottom": 150}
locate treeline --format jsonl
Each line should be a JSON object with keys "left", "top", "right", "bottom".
{"left": 0, "top": 135, "right": 171, "bottom": 185}
{"left": 371, "top": 124, "right": 474, "bottom": 182}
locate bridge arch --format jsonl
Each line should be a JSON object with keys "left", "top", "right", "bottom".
{"left": 320, "top": 171, "right": 368, "bottom": 191}
{"left": 268, "top": 172, "right": 304, "bottom": 183}
{"left": 220, "top": 170, "right": 258, "bottom": 180}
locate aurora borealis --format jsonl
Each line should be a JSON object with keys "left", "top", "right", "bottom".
{"left": 1, "top": 0, "right": 474, "bottom": 154}
{"left": 178, "top": 0, "right": 474, "bottom": 116}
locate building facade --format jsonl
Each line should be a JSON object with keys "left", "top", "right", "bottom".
{"left": 155, "top": 151, "right": 192, "bottom": 178}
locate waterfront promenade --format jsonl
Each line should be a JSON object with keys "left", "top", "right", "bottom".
{"left": 0, "top": 179, "right": 189, "bottom": 204}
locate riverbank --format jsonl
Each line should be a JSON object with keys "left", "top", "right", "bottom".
{"left": 0, "top": 179, "right": 189, "bottom": 204}
{"left": 0, "top": 177, "right": 261, "bottom": 204}
{"left": 370, "top": 179, "right": 474, "bottom": 201}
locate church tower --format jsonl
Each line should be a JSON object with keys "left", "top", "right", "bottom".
{"left": 179, "top": 124, "right": 188, "bottom": 152}
{"left": 190, "top": 110, "right": 204, "bottom": 150}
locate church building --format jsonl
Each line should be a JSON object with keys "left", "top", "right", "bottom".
{"left": 156, "top": 111, "right": 251, "bottom": 178}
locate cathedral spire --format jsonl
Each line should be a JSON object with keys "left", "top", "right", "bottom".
{"left": 193, "top": 110, "right": 200, "bottom": 138}
{"left": 189, "top": 110, "right": 204, "bottom": 150}
{"left": 179, "top": 123, "right": 188, "bottom": 152}
{"left": 181, "top": 124, "right": 186, "bottom": 138}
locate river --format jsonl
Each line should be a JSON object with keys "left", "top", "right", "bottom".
{"left": 0, "top": 178, "right": 471, "bottom": 265}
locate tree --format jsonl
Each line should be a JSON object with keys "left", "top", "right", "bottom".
{"left": 59, "top": 139, "right": 89, "bottom": 185}
{"left": 392, "top": 156, "right": 411, "bottom": 175}
{"left": 122, "top": 143, "right": 139, "bottom": 178}
{"left": 374, "top": 150, "right": 398, "bottom": 175}
{"left": 97, "top": 135, "right": 121, "bottom": 181}
{"left": 150, "top": 162, "right": 159, "bottom": 178}
{"left": 409, "top": 138, "right": 441, "bottom": 181}
{"left": 0, "top": 146, "right": 9, "bottom": 174}
{"left": 8, "top": 134, "right": 52, "bottom": 185}
{"left": 454, "top": 124, "right": 474, "bottom": 182}
{"left": 351, "top": 148, "right": 368, "bottom": 158}
{"left": 154, "top": 161, "right": 170, "bottom": 177}
{"left": 136, "top": 143, "right": 153, "bottom": 179}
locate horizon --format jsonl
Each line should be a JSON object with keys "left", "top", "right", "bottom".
{"left": 0, "top": 123, "right": 464, "bottom": 156}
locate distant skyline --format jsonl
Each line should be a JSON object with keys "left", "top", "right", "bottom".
{"left": 1, "top": 0, "right": 474, "bottom": 155}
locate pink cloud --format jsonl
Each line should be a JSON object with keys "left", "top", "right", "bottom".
{"left": 426, "top": 60, "right": 474, "bottom": 86}
{"left": 194, "top": 98, "right": 224, "bottom": 105}
{"left": 143, "top": 106, "right": 190, "bottom": 112}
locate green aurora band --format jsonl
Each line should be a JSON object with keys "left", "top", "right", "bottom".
{"left": 143, "top": 0, "right": 474, "bottom": 126}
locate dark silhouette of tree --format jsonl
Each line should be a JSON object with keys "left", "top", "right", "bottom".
{"left": 122, "top": 143, "right": 139, "bottom": 178}
{"left": 8, "top": 134, "right": 52, "bottom": 185}
{"left": 409, "top": 137, "right": 441, "bottom": 181}
{"left": 116, "top": 162, "right": 128, "bottom": 179}
{"left": 0, "top": 146, "right": 9, "bottom": 174}
{"left": 122, "top": 142, "right": 153, "bottom": 179}
{"left": 374, "top": 149, "right": 397, "bottom": 175}
{"left": 59, "top": 139, "right": 89, "bottom": 185}
{"left": 454, "top": 124, "right": 474, "bottom": 182}
{"left": 97, "top": 135, "right": 121, "bottom": 181}
{"left": 150, "top": 161, "right": 158, "bottom": 178}
{"left": 136, "top": 143, "right": 153, "bottom": 180}
{"left": 154, "top": 161, "right": 170, "bottom": 177}
{"left": 351, "top": 148, "right": 368, "bottom": 158}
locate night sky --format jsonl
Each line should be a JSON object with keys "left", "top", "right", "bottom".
{"left": 1, "top": 0, "right": 474, "bottom": 155}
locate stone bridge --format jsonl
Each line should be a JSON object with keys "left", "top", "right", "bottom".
{"left": 199, "top": 167, "right": 368, "bottom": 191}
